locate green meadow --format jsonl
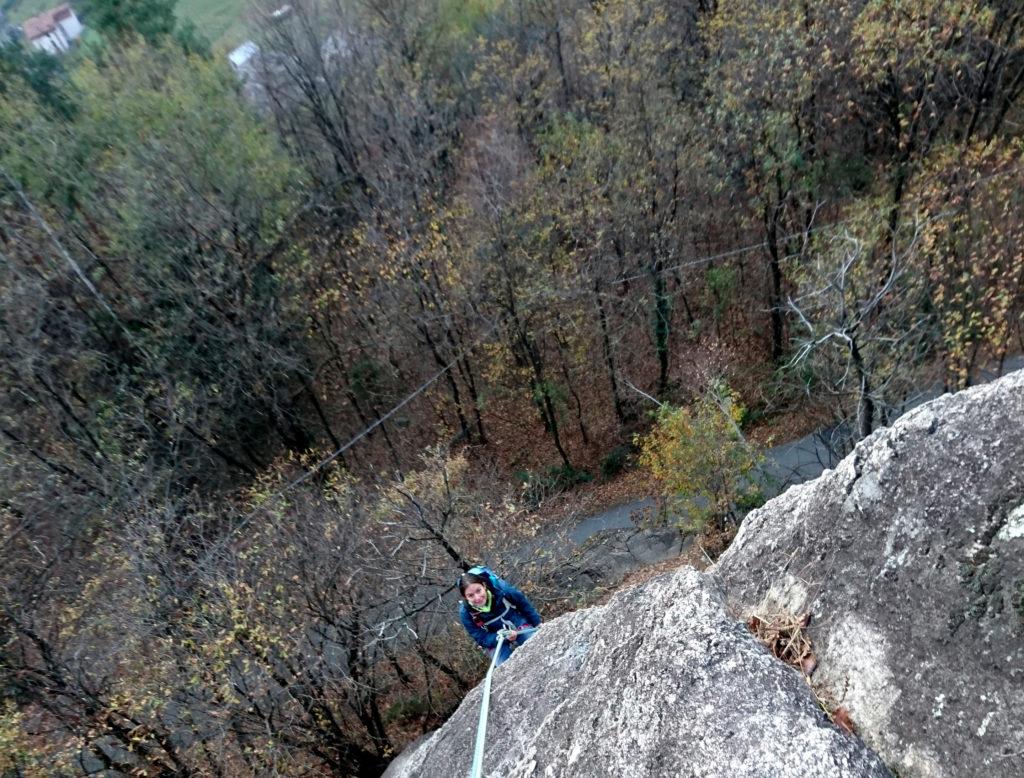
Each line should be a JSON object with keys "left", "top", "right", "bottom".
{"left": 4, "top": 0, "right": 252, "bottom": 48}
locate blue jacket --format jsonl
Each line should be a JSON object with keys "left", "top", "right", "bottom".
{"left": 459, "top": 568, "right": 542, "bottom": 650}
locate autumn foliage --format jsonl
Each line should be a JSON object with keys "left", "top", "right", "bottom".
{"left": 1, "top": 0, "right": 1022, "bottom": 773}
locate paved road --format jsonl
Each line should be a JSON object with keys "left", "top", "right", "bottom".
{"left": 571, "top": 360, "right": 1024, "bottom": 544}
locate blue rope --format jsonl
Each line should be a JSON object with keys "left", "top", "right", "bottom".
{"left": 469, "top": 627, "right": 539, "bottom": 778}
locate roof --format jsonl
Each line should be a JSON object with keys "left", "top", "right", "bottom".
{"left": 228, "top": 41, "right": 259, "bottom": 69}
{"left": 22, "top": 3, "right": 74, "bottom": 40}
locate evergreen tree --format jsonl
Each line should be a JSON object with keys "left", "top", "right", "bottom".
{"left": 0, "top": 40, "right": 76, "bottom": 117}
{"left": 83, "top": 0, "right": 177, "bottom": 44}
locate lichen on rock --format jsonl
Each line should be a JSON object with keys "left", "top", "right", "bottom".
{"left": 715, "top": 369, "right": 1024, "bottom": 777}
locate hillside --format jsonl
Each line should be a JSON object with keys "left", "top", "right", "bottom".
{"left": 1, "top": 0, "right": 1022, "bottom": 774}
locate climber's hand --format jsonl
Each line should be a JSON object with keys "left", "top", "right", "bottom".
{"left": 506, "top": 630, "right": 519, "bottom": 642}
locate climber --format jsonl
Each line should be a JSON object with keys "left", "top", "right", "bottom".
{"left": 458, "top": 566, "right": 542, "bottom": 666}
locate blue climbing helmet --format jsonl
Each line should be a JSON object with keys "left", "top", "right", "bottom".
{"left": 457, "top": 565, "right": 507, "bottom": 598}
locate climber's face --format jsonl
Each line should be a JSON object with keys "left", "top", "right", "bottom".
{"left": 464, "top": 582, "right": 487, "bottom": 606}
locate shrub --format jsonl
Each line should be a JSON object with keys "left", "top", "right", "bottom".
{"left": 599, "top": 445, "right": 633, "bottom": 480}
{"left": 516, "top": 464, "right": 592, "bottom": 506}
{"left": 636, "top": 381, "right": 763, "bottom": 533}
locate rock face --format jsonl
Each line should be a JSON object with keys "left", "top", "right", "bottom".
{"left": 387, "top": 567, "right": 890, "bottom": 778}
{"left": 715, "top": 370, "right": 1024, "bottom": 777}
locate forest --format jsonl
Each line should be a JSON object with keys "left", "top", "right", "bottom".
{"left": 1, "top": 0, "right": 1022, "bottom": 774}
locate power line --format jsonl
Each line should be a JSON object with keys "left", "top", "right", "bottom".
{"left": 203, "top": 312, "right": 509, "bottom": 563}
{"left": 115, "top": 161, "right": 1024, "bottom": 578}
{"left": 615, "top": 162, "right": 1024, "bottom": 287}
{"left": 15, "top": 157, "right": 1023, "bottom": 674}
{"left": 179, "top": 164, "right": 1024, "bottom": 578}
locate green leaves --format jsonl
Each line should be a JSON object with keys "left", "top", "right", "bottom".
{"left": 637, "top": 383, "right": 762, "bottom": 533}
{"left": 910, "top": 138, "right": 1024, "bottom": 388}
{"left": 83, "top": 0, "right": 178, "bottom": 45}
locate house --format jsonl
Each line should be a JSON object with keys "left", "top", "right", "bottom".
{"left": 267, "top": 4, "right": 292, "bottom": 22}
{"left": 226, "top": 7, "right": 296, "bottom": 106}
{"left": 22, "top": 4, "right": 83, "bottom": 55}
{"left": 228, "top": 40, "right": 269, "bottom": 106}
{"left": 228, "top": 40, "right": 260, "bottom": 76}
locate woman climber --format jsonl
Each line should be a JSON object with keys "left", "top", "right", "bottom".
{"left": 457, "top": 566, "right": 542, "bottom": 666}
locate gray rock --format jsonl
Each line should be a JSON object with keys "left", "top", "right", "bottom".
{"left": 558, "top": 526, "right": 689, "bottom": 589}
{"left": 387, "top": 567, "right": 890, "bottom": 777}
{"left": 715, "top": 369, "right": 1024, "bottom": 777}
{"left": 380, "top": 732, "right": 433, "bottom": 778}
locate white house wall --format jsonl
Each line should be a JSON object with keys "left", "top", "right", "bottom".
{"left": 57, "top": 15, "right": 83, "bottom": 41}
{"left": 31, "top": 28, "right": 70, "bottom": 54}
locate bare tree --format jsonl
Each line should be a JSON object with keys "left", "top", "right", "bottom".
{"left": 786, "top": 222, "right": 936, "bottom": 450}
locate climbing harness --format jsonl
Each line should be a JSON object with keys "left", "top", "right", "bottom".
{"left": 469, "top": 626, "right": 539, "bottom": 778}
{"left": 472, "top": 597, "right": 521, "bottom": 631}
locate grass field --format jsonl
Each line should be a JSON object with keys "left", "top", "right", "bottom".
{"left": 3, "top": 0, "right": 252, "bottom": 48}
{"left": 3, "top": 0, "right": 56, "bottom": 26}
{"left": 175, "top": 0, "right": 251, "bottom": 49}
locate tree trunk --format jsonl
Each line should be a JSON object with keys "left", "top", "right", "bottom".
{"left": 594, "top": 281, "right": 627, "bottom": 425}
{"left": 555, "top": 333, "right": 589, "bottom": 445}
{"left": 650, "top": 261, "right": 671, "bottom": 396}
{"left": 850, "top": 338, "right": 874, "bottom": 440}
{"left": 763, "top": 204, "right": 787, "bottom": 363}
{"left": 417, "top": 319, "right": 472, "bottom": 443}
{"left": 458, "top": 353, "right": 488, "bottom": 444}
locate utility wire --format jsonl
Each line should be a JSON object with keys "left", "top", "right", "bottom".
{"left": 166, "top": 163, "right": 1024, "bottom": 600}
{"left": 12, "top": 162, "right": 1021, "bottom": 523}
{"left": 9, "top": 157, "right": 1022, "bottom": 671}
